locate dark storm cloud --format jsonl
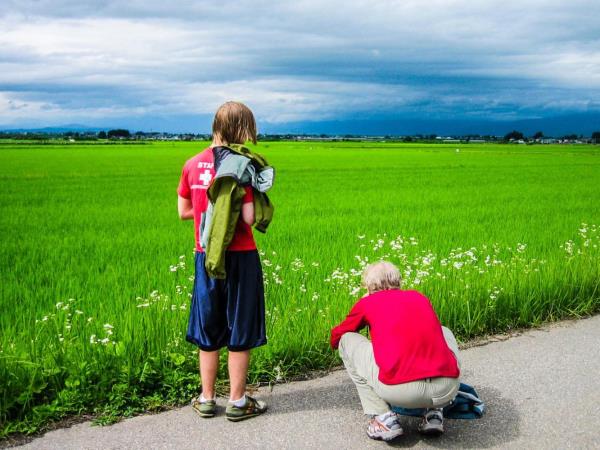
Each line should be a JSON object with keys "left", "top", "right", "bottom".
{"left": 1, "top": 0, "right": 599, "bottom": 129}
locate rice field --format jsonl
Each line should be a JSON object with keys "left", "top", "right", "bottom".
{"left": 1, "top": 140, "right": 599, "bottom": 436}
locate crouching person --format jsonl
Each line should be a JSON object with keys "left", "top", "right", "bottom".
{"left": 330, "top": 261, "right": 460, "bottom": 441}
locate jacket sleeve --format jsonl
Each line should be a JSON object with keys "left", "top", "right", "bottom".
{"left": 252, "top": 191, "right": 274, "bottom": 233}
{"left": 330, "top": 301, "right": 366, "bottom": 349}
{"left": 205, "top": 178, "right": 246, "bottom": 279}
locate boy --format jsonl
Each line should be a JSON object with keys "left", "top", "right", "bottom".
{"left": 330, "top": 261, "right": 460, "bottom": 441}
{"left": 177, "top": 101, "right": 267, "bottom": 421}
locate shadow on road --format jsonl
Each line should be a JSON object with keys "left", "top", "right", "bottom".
{"left": 267, "top": 376, "right": 520, "bottom": 449}
{"left": 387, "top": 385, "right": 520, "bottom": 448}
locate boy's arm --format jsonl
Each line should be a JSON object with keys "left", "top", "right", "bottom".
{"left": 177, "top": 164, "right": 193, "bottom": 220}
{"left": 330, "top": 301, "right": 366, "bottom": 349}
{"left": 241, "top": 187, "right": 254, "bottom": 225}
{"left": 178, "top": 195, "right": 194, "bottom": 220}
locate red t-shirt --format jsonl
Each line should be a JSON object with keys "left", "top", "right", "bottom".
{"left": 177, "top": 147, "right": 256, "bottom": 252}
{"left": 330, "top": 290, "right": 460, "bottom": 385}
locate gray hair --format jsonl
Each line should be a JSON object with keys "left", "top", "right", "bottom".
{"left": 362, "top": 261, "right": 402, "bottom": 293}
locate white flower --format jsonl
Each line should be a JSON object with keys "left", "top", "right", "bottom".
{"left": 350, "top": 286, "right": 361, "bottom": 296}
{"left": 103, "top": 323, "right": 114, "bottom": 329}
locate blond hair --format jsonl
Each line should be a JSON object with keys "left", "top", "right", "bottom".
{"left": 362, "top": 261, "right": 402, "bottom": 294}
{"left": 212, "top": 101, "right": 257, "bottom": 145}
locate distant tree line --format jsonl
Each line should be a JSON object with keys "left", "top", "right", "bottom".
{"left": 502, "top": 130, "right": 600, "bottom": 142}
{"left": 2, "top": 129, "right": 600, "bottom": 143}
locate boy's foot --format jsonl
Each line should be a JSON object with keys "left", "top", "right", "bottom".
{"left": 366, "top": 412, "right": 403, "bottom": 441}
{"left": 418, "top": 408, "right": 444, "bottom": 436}
{"left": 191, "top": 396, "right": 217, "bottom": 418}
{"left": 225, "top": 396, "right": 267, "bottom": 422}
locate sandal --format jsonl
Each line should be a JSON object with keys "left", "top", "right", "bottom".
{"left": 225, "top": 395, "right": 267, "bottom": 422}
{"left": 191, "top": 396, "right": 217, "bottom": 418}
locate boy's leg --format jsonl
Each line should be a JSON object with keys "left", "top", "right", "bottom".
{"left": 199, "top": 349, "right": 220, "bottom": 399}
{"left": 338, "top": 332, "right": 390, "bottom": 416}
{"left": 223, "top": 251, "right": 267, "bottom": 421}
{"left": 228, "top": 350, "right": 250, "bottom": 400}
{"left": 441, "top": 326, "right": 461, "bottom": 369}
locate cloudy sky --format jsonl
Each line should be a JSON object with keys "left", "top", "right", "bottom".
{"left": 1, "top": 0, "right": 599, "bottom": 133}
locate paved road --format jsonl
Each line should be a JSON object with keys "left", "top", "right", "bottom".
{"left": 18, "top": 316, "right": 600, "bottom": 449}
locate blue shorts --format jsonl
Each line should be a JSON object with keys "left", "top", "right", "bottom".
{"left": 186, "top": 250, "right": 266, "bottom": 351}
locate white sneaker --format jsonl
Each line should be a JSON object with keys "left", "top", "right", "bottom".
{"left": 366, "top": 412, "right": 403, "bottom": 441}
{"left": 418, "top": 408, "right": 444, "bottom": 436}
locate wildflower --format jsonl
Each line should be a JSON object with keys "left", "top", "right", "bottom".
{"left": 274, "top": 365, "right": 283, "bottom": 382}
{"left": 100, "top": 337, "right": 110, "bottom": 345}
{"left": 350, "top": 286, "right": 361, "bottom": 296}
{"left": 291, "top": 258, "right": 304, "bottom": 271}
{"left": 90, "top": 334, "right": 97, "bottom": 344}
{"left": 75, "top": 310, "right": 84, "bottom": 315}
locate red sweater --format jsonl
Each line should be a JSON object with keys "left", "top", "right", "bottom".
{"left": 330, "top": 290, "right": 459, "bottom": 385}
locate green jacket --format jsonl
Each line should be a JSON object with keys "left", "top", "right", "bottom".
{"left": 202, "top": 145, "right": 275, "bottom": 279}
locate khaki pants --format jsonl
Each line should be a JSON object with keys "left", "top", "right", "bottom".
{"left": 338, "top": 327, "right": 460, "bottom": 415}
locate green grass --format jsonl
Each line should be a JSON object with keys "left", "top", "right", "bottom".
{"left": 1, "top": 140, "right": 599, "bottom": 436}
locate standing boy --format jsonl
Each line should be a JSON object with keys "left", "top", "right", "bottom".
{"left": 177, "top": 101, "right": 267, "bottom": 421}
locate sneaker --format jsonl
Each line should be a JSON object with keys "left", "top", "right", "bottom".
{"left": 418, "top": 408, "right": 444, "bottom": 436}
{"left": 366, "top": 412, "right": 403, "bottom": 441}
{"left": 225, "top": 396, "right": 267, "bottom": 422}
{"left": 191, "top": 396, "right": 217, "bottom": 418}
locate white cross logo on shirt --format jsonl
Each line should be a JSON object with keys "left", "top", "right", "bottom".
{"left": 199, "top": 170, "right": 212, "bottom": 186}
